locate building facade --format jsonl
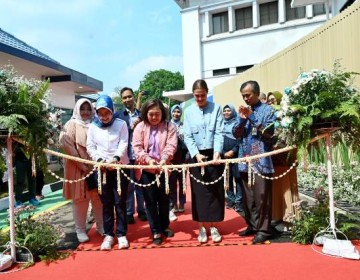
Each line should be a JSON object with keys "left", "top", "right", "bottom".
{"left": 0, "top": 28, "right": 102, "bottom": 114}
{"left": 172, "top": 0, "right": 346, "bottom": 99}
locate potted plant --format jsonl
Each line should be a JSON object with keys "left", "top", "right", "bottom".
{"left": 275, "top": 61, "right": 360, "bottom": 156}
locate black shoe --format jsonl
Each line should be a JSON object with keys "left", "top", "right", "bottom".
{"left": 178, "top": 204, "right": 185, "bottom": 213}
{"left": 138, "top": 211, "right": 147, "bottom": 221}
{"left": 127, "top": 215, "right": 135, "bottom": 224}
{"left": 252, "top": 234, "right": 269, "bottom": 245}
{"left": 226, "top": 202, "right": 234, "bottom": 209}
{"left": 239, "top": 228, "right": 256, "bottom": 236}
{"left": 163, "top": 228, "right": 174, "bottom": 237}
{"left": 153, "top": 234, "right": 162, "bottom": 245}
{"left": 234, "top": 204, "right": 243, "bottom": 213}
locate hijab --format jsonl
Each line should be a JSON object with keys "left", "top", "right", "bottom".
{"left": 71, "top": 98, "right": 95, "bottom": 127}
{"left": 170, "top": 104, "right": 182, "bottom": 126}
{"left": 93, "top": 95, "right": 116, "bottom": 128}
{"left": 223, "top": 104, "right": 238, "bottom": 140}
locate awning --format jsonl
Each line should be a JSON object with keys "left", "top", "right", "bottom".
{"left": 162, "top": 89, "right": 193, "bottom": 102}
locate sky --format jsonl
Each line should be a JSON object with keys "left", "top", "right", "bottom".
{"left": 0, "top": 0, "right": 184, "bottom": 95}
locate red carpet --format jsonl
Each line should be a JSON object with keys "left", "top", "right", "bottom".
{"left": 2, "top": 241, "right": 360, "bottom": 280}
{"left": 2, "top": 186, "right": 359, "bottom": 279}
{"left": 77, "top": 202, "right": 253, "bottom": 251}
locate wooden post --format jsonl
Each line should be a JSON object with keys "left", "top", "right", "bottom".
{"left": 7, "top": 136, "right": 16, "bottom": 261}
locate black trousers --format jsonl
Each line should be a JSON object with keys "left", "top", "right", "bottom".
{"left": 140, "top": 171, "right": 170, "bottom": 235}
{"left": 240, "top": 172, "right": 273, "bottom": 237}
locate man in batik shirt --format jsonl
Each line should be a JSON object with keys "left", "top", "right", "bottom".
{"left": 233, "top": 80, "right": 276, "bottom": 244}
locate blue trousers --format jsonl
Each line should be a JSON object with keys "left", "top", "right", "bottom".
{"left": 226, "top": 173, "right": 242, "bottom": 204}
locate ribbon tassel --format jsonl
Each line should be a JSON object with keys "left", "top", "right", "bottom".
{"left": 164, "top": 167, "right": 169, "bottom": 194}
{"left": 182, "top": 167, "right": 187, "bottom": 195}
{"left": 117, "top": 168, "right": 121, "bottom": 196}
{"left": 97, "top": 165, "right": 102, "bottom": 195}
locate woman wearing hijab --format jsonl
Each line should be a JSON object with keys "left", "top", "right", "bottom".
{"left": 132, "top": 99, "right": 177, "bottom": 245}
{"left": 184, "top": 79, "right": 225, "bottom": 244}
{"left": 169, "top": 104, "right": 188, "bottom": 218}
{"left": 86, "top": 95, "right": 130, "bottom": 250}
{"left": 59, "top": 98, "right": 103, "bottom": 243}
{"left": 222, "top": 104, "right": 243, "bottom": 213}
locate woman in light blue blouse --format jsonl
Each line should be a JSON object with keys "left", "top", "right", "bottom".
{"left": 184, "top": 79, "right": 225, "bottom": 244}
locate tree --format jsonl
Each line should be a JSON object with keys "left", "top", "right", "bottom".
{"left": 138, "top": 69, "right": 184, "bottom": 108}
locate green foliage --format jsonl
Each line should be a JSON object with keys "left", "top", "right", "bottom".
{"left": 1, "top": 205, "right": 69, "bottom": 263}
{"left": 0, "top": 66, "right": 62, "bottom": 170}
{"left": 277, "top": 60, "right": 360, "bottom": 157}
{"left": 138, "top": 69, "right": 184, "bottom": 108}
{"left": 291, "top": 188, "right": 360, "bottom": 244}
{"left": 297, "top": 160, "right": 360, "bottom": 206}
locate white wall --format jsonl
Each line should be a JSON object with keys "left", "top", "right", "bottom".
{"left": 201, "top": 19, "right": 324, "bottom": 71}
{"left": 182, "top": 8, "right": 204, "bottom": 91}
{"left": 180, "top": 0, "right": 329, "bottom": 94}
{"left": 49, "top": 84, "right": 76, "bottom": 109}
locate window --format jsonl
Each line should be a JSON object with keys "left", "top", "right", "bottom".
{"left": 285, "top": 0, "right": 305, "bottom": 21}
{"left": 213, "top": 68, "right": 230, "bottom": 76}
{"left": 259, "top": 1, "right": 278, "bottom": 26}
{"left": 313, "top": 3, "right": 326, "bottom": 16}
{"left": 236, "top": 65, "right": 253, "bottom": 73}
{"left": 235, "top": 7, "right": 253, "bottom": 30}
{"left": 212, "top": 11, "right": 229, "bottom": 34}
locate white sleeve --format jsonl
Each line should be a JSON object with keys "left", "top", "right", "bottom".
{"left": 115, "top": 122, "right": 129, "bottom": 163}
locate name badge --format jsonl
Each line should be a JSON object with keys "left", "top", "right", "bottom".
{"left": 251, "top": 126, "right": 257, "bottom": 136}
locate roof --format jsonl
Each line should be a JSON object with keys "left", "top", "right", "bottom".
{"left": 0, "top": 28, "right": 103, "bottom": 93}
{"left": 0, "top": 28, "right": 59, "bottom": 64}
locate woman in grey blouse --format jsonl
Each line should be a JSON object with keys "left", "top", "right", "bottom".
{"left": 183, "top": 79, "right": 225, "bottom": 243}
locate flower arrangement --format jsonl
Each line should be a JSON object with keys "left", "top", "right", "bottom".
{"left": 275, "top": 61, "right": 360, "bottom": 155}
{"left": 0, "top": 66, "right": 63, "bottom": 170}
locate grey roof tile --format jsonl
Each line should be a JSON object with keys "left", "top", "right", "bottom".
{"left": 0, "top": 28, "right": 59, "bottom": 64}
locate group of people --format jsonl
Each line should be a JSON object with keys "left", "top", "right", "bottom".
{"left": 59, "top": 78, "right": 297, "bottom": 250}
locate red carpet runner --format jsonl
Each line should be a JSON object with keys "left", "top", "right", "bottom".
{"left": 77, "top": 202, "right": 253, "bottom": 251}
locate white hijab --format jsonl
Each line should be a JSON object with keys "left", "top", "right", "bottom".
{"left": 71, "top": 98, "right": 95, "bottom": 127}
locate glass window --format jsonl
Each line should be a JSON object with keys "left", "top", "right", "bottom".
{"left": 235, "top": 7, "right": 253, "bottom": 30}
{"left": 260, "top": 1, "right": 278, "bottom": 26}
{"left": 285, "top": 0, "right": 306, "bottom": 21}
{"left": 313, "top": 3, "right": 326, "bottom": 16}
{"left": 212, "top": 11, "right": 229, "bottom": 34}
{"left": 213, "top": 68, "right": 230, "bottom": 76}
{"left": 236, "top": 65, "right": 253, "bottom": 73}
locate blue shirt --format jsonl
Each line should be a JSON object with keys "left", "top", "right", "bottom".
{"left": 232, "top": 101, "right": 276, "bottom": 174}
{"left": 184, "top": 101, "right": 224, "bottom": 158}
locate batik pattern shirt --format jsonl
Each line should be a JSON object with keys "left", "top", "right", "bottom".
{"left": 232, "top": 101, "right": 276, "bottom": 174}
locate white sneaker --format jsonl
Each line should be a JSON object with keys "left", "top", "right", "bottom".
{"left": 76, "top": 231, "right": 89, "bottom": 243}
{"left": 100, "top": 235, "right": 115, "bottom": 251}
{"left": 210, "top": 227, "right": 222, "bottom": 243}
{"left": 169, "top": 210, "right": 177, "bottom": 222}
{"left": 118, "top": 236, "right": 129, "bottom": 249}
{"left": 198, "top": 227, "right": 208, "bottom": 243}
